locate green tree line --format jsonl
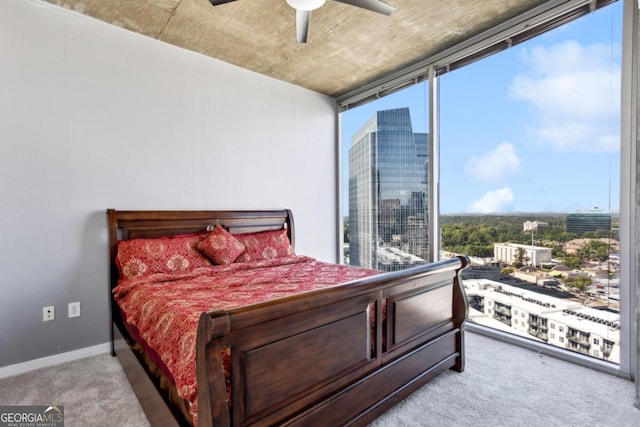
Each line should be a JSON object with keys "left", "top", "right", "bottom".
{"left": 439, "top": 214, "right": 617, "bottom": 258}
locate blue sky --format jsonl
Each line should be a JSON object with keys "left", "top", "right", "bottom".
{"left": 341, "top": 2, "right": 622, "bottom": 215}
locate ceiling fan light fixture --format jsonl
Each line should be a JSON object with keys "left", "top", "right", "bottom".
{"left": 286, "top": 0, "right": 326, "bottom": 11}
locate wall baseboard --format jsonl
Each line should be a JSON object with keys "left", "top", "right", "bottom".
{"left": 0, "top": 343, "right": 110, "bottom": 379}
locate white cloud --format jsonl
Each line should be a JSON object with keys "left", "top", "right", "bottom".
{"left": 509, "top": 40, "right": 620, "bottom": 152}
{"left": 465, "top": 142, "right": 521, "bottom": 181}
{"left": 468, "top": 187, "right": 515, "bottom": 213}
{"left": 536, "top": 122, "right": 618, "bottom": 151}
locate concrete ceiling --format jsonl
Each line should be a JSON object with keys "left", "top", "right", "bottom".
{"left": 46, "top": 0, "right": 548, "bottom": 98}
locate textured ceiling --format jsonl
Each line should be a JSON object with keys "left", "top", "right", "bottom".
{"left": 45, "top": 0, "right": 548, "bottom": 98}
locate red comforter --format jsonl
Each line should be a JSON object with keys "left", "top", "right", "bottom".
{"left": 113, "top": 256, "right": 379, "bottom": 425}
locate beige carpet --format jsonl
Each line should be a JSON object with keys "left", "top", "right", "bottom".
{"left": 0, "top": 332, "right": 636, "bottom": 426}
{"left": 371, "top": 332, "right": 637, "bottom": 427}
{"left": 0, "top": 348, "right": 149, "bottom": 426}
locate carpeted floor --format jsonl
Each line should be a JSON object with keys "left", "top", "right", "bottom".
{"left": 371, "top": 332, "right": 637, "bottom": 427}
{"left": 0, "top": 332, "right": 636, "bottom": 426}
{"left": 0, "top": 348, "right": 149, "bottom": 427}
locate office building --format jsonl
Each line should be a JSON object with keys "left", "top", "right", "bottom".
{"left": 494, "top": 242, "right": 552, "bottom": 267}
{"left": 566, "top": 210, "right": 611, "bottom": 235}
{"left": 349, "top": 107, "right": 429, "bottom": 271}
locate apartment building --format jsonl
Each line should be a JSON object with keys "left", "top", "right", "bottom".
{"left": 465, "top": 279, "right": 620, "bottom": 363}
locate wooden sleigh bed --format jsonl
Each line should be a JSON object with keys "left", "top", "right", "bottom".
{"left": 107, "top": 209, "right": 469, "bottom": 427}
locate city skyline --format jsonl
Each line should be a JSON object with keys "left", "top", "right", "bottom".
{"left": 341, "top": 2, "right": 622, "bottom": 215}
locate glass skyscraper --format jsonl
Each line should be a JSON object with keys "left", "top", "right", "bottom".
{"left": 348, "top": 107, "right": 429, "bottom": 271}
{"left": 566, "top": 211, "right": 612, "bottom": 235}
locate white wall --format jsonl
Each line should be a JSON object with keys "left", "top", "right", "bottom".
{"left": 0, "top": 0, "right": 338, "bottom": 367}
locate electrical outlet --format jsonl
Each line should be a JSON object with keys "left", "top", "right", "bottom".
{"left": 43, "top": 306, "right": 55, "bottom": 322}
{"left": 68, "top": 302, "right": 81, "bottom": 318}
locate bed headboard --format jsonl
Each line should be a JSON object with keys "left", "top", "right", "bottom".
{"left": 106, "top": 209, "right": 294, "bottom": 292}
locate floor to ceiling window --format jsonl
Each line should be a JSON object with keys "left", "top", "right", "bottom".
{"left": 439, "top": 1, "right": 622, "bottom": 366}
{"left": 340, "top": 0, "right": 629, "bottom": 375}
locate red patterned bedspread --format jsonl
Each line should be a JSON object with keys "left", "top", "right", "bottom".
{"left": 113, "top": 256, "right": 379, "bottom": 425}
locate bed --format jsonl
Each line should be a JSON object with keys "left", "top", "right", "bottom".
{"left": 107, "top": 208, "right": 469, "bottom": 427}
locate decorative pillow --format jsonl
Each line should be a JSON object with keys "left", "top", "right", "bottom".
{"left": 234, "top": 229, "right": 295, "bottom": 263}
{"left": 197, "top": 225, "right": 246, "bottom": 265}
{"left": 116, "top": 232, "right": 212, "bottom": 279}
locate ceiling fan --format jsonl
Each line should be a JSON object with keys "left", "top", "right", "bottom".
{"left": 208, "top": 0, "right": 396, "bottom": 43}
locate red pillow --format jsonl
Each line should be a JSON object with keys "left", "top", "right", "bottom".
{"left": 116, "top": 232, "right": 212, "bottom": 279}
{"left": 197, "top": 225, "right": 246, "bottom": 265}
{"left": 234, "top": 229, "right": 295, "bottom": 263}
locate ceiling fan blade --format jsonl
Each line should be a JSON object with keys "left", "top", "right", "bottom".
{"left": 209, "top": 0, "right": 238, "bottom": 5}
{"left": 295, "top": 10, "right": 312, "bottom": 43}
{"left": 333, "top": 0, "right": 395, "bottom": 15}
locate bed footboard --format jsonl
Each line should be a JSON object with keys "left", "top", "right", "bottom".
{"left": 196, "top": 255, "right": 469, "bottom": 427}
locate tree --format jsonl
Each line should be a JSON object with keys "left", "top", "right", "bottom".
{"left": 464, "top": 244, "right": 493, "bottom": 257}
{"left": 579, "top": 239, "right": 610, "bottom": 262}
{"left": 513, "top": 247, "right": 527, "bottom": 268}
{"left": 501, "top": 267, "right": 514, "bottom": 277}
{"left": 562, "top": 256, "right": 581, "bottom": 269}
{"left": 565, "top": 275, "right": 593, "bottom": 301}
{"left": 549, "top": 243, "right": 565, "bottom": 257}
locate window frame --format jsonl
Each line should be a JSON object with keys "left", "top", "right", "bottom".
{"left": 337, "top": 0, "right": 636, "bottom": 379}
